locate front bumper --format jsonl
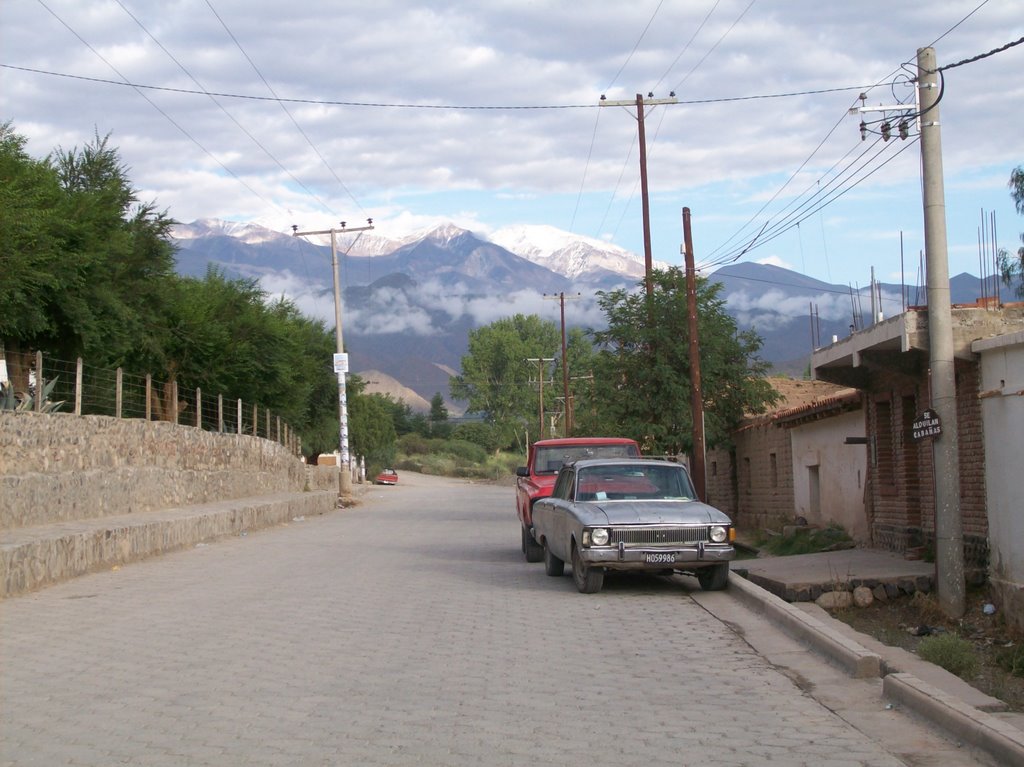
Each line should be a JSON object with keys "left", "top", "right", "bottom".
{"left": 579, "top": 544, "right": 734, "bottom": 571}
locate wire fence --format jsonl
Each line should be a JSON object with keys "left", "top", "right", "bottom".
{"left": 2, "top": 349, "right": 301, "bottom": 455}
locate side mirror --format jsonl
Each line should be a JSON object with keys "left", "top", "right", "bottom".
{"left": 515, "top": 466, "right": 530, "bottom": 477}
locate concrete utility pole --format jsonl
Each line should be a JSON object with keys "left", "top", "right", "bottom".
{"left": 292, "top": 220, "right": 374, "bottom": 503}
{"left": 918, "top": 46, "right": 965, "bottom": 618}
{"left": 526, "top": 357, "right": 555, "bottom": 440}
{"left": 599, "top": 92, "right": 677, "bottom": 297}
{"left": 681, "top": 208, "right": 707, "bottom": 502}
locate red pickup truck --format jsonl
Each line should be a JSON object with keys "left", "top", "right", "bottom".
{"left": 515, "top": 437, "right": 641, "bottom": 562}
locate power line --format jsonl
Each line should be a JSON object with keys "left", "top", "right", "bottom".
{"left": 603, "top": 0, "right": 666, "bottom": 92}
{"left": 110, "top": 0, "right": 335, "bottom": 217}
{"left": 0, "top": 64, "right": 897, "bottom": 111}
{"left": 33, "top": 0, "right": 285, "bottom": 217}
{"left": 937, "top": 35, "right": 1024, "bottom": 71}
{"left": 651, "top": 0, "right": 723, "bottom": 94}
{"left": 670, "top": 0, "right": 757, "bottom": 93}
{"left": 205, "top": 0, "right": 365, "bottom": 216}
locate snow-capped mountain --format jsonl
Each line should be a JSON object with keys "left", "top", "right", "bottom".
{"left": 490, "top": 224, "right": 669, "bottom": 281}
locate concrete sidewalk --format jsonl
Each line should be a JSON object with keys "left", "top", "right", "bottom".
{"left": 728, "top": 568, "right": 1024, "bottom": 767}
{"left": 733, "top": 547, "right": 935, "bottom": 602}
{"left": 0, "top": 490, "right": 340, "bottom": 599}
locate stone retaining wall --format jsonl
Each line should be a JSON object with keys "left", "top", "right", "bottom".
{"left": 0, "top": 412, "right": 316, "bottom": 529}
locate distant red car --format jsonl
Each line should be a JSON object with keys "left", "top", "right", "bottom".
{"left": 375, "top": 468, "right": 398, "bottom": 485}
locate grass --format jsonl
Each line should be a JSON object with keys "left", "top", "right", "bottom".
{"left": 917, "top": 633, "right": 980, "bottom": 679}
{"left": 755, "top": 524, "right": 853, "bottom": 556}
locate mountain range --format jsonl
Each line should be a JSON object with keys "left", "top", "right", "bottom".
{"left": 171, "top": 219, "right": 1014, "bottom": 411}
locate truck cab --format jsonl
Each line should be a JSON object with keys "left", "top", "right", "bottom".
{"left": 515, "top": 437, "right": 641, "bottom": 562}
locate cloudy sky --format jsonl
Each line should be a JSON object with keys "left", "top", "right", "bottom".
{"left": 3, "top": 0, "right": 1022, "bottom": 289}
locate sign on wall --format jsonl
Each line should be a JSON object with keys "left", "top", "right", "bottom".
{"left": 911, "top": 408, "right": 942, "bottom": 441}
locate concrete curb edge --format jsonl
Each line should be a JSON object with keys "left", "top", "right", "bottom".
{"left": 729, "top": 572, "right": 1024, "bottom": 765}
{"left": 884, "top": 673, "right": 1024, "bottom": 766}
{"left": 728, "top": 572, "right": 882, "bottom": 678}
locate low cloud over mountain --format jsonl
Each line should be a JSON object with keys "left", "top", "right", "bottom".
{"left": 172, "top": 220, "right": 1003, "bottom": 405}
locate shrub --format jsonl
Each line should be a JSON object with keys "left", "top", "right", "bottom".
{"left": 997, "top": 644, "right": 1024, "bottom": 678}
{"left": 917, "top": 634, "right": 979, "bottom": 680}
{"left": 759, "top": 523, "right": 853, "bottom": 556}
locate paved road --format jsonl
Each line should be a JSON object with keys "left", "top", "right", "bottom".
{"left": 0, "top": 473, "right": 998, "bottom": 766}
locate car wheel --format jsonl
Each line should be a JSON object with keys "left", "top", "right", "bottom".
{"left": 571, "top": 543, "right": 604, "bottom": 594}
{"left": 520, "top": 524, "right": 527, "bottom": 554}
{"left": 697, "top": 563, "right": 729, "bottom": 591}
{"left": 543, "top": 540, "right": 564, "bottom": 576}
{"left": 523, "top": 524, "right": 543, "bottom": 563}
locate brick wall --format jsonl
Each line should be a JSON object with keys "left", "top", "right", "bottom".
{"left": 864, "top": 360, "right": 988, "bottom": 570}
{"left": 0, "top": 412, "right": 314, "bottom": 530}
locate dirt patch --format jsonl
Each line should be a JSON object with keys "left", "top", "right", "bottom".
{"left": 826, "top": 587, "right": 1024, "bottom": 711}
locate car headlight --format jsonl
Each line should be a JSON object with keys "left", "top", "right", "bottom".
{"left": 709, "top": 525, "right": 728, "bottom": 543}
{"left": 585, "top": 528, "right": 610, "bottom": 547}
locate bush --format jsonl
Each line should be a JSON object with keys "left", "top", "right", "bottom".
{"left": 918, "top": 634, "right": 979, "bottom": 680}
{"left": 758, "top": 524, "right": 853, "bottom": 556}
{"left": 997, "top": 644, "right": 1024, "bottom": 678}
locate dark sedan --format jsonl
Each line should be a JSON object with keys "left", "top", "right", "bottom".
{"left": 530, "top": 458, "right": 735, "bottom": 593}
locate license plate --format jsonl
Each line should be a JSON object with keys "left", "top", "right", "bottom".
{"left": 645, "top": 552, "right": 676, "bottom": 564}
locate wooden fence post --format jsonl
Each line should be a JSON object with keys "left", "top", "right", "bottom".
{"left": 146, "top": 374, "right": 152, "bottom": 420}
{"left": 74, "top": 357, "right": 83, "bottom": 415}
{"left": 196, "top": 388, "right": 202, "bottom": 429}
{"left": 116, "top": 367, "right": 123, "bottom": 418}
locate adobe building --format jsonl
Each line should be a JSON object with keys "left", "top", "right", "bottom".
{"left": 812, "top": 303, "right": 1024, "bottom": 627}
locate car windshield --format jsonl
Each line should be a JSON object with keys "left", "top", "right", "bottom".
{"left": 575, "top": 464, "right": 695, "bottom": 502}
{"left": 535, "top": 444, "right": 639, "bottom": 475}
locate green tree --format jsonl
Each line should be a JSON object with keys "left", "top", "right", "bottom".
{"left": 450, "top": 314, "right": 560, "bottom": 446}
{"left": 582, "top": 267, "right": 778, "bottom": 454}
{"left": 997, "top": 165, "right": 1024, "bottom": 297}
{"left": 428, "top": 392, "right": 452, "bottom": 437}
{"left": 348, "top": 389, "right": 398, "bottom": 470}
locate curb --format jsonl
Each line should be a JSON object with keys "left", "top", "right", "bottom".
{"left": 728, "top": 572, "right": 882, "bottom": 678}
{"left": 730, "top": 572, "right": 1024, "bottom": 765}
{"left": 884, "top": 673, "right": 1024, "bottom": 766}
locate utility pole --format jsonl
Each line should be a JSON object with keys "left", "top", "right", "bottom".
{"left": 292, "top": 219, "right": 374, "bottom": 503}
{"left": 599, "top": 92, "right": 677, "bottom": 298}
{"left": 918, "top": 46, "right": 964, "bottom": 618}
{"left": 849, "top": 48, "right": 964, "bottom": 618}
{"left": 544, "top": 292, "right": 581, "bottom": 436}
{"left": 681, "top": 208, "right": 706, "bottom": 502}
{"left": 526, "top": 357, "right": 555, "bottom": 440}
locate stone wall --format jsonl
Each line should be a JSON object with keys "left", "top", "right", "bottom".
{"left": 0, "top": 412, "right": 315, "bottom": 530}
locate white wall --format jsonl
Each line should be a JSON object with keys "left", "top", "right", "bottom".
{"left": 790, "top": 410, "right": 868, "bottom": 541}
{"left": 975, "top": 331, "right": 1024, "bottom": 630}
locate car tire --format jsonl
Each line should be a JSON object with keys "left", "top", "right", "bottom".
{"left": 697, "top": 563, "right": 729, "bottom": 591}
{"left": 543, "top": 540, "right": 564, "bottom": 576}
{"left": 523, "top": 524, "right": 543, "bottom": 563}
{"left": 571, "top": 544, "right": 604, "bottom": 594}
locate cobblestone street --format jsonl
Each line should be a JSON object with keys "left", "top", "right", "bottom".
{"left": 0, "top": 473, "right": 997, "bottom": 766}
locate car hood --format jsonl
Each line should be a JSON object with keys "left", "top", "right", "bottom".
{"left": 588, "top": 500, "right": 732, "bottom": 526}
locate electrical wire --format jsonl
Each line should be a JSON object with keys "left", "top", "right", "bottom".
{"left": 651, "top": 0, "right": 722, "bottom": 94}
{"left": 604, "top": 0, "right": 666, "bottom": 93}
{"left": 671, "top": 0, "right": 757, "bottom": 93}
{"left": 33, "top": 0, "right": 286, "bottom": 218}
{"left": 205, "top": 0, "right": 366, "bottom": 217}
{"left": 0, "top": 64, "right": 898, "bottom": 111}
{"left": 111, "top": 0, "right": 335, "bottom": 217}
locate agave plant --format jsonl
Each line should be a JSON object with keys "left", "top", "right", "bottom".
{"left": 0, "top": 376, "right": 65, "bottom": 413}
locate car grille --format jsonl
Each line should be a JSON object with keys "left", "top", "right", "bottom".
{"left": 609, "top": 526, "right": 711, "bottom": 546}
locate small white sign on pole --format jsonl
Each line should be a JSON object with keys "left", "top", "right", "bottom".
{"left": 333, "top": 353, "right": 349, "bottom": 374}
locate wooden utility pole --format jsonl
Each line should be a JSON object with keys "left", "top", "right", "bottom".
{"left": 526, "top": 357, "right": 555, "bottom": 439}
{"left": 599, "top": 92, "right": 677, "bottom": 297}
{"left": 292, "top": 219, "right": 374, "bottom": 502}
{"left": 544, "top": 292, "right": 581, "bottom": 436}
{"left": 681, "top": 208, "right": 706, "bottom": 501}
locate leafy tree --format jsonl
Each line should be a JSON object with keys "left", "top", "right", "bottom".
{"left": 0, "top": 122, "right": 65, "bottom": 391}
{"left": 581, "top": 267, "right": 778, "bottom": 454}
{"left": 450, "top": 314, "right": 560, "bottom": 446}
{"left": 997, "top": 165, "right": 1024, "bottom": 297}
{"left": 348, "top": 389, "right": 398, "bottom": 470}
